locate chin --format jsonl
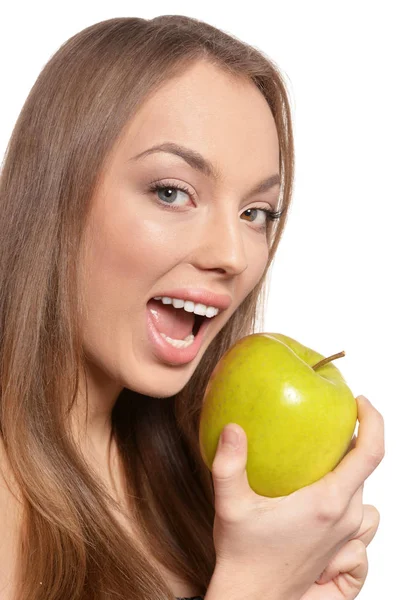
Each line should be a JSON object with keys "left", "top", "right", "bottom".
{"left": 124, "top": 365, "right": 196, "bottom": 399}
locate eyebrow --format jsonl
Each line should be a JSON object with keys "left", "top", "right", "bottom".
{"left": 132, "top": 142, "right": 281, "bottom": 200}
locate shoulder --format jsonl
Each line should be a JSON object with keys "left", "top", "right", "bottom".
{"left": 0, "top": 436, "right": 23, "bottom": 599}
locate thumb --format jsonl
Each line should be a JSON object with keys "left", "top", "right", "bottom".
{"left": 211, "top": 423, "right": 251, "bottom": 504}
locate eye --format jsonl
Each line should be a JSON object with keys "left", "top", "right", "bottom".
{"left": 148, "top": 181, "right": 193, "bottom": 208}
{"left": 147, "top": 180, "right": 284, "bottom": 232}
{"left": 241, "top": 206, "right": 283, "bottom": 231}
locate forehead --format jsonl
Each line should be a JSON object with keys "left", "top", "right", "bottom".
{"left": 119, "top": 61, "right": 280, "bottom": 172}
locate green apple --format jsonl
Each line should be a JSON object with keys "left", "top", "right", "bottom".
{"left": 199, "top": 333, "right": 358, "bottom": 497}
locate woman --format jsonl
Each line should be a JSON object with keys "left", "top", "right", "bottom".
{"left": 0, "top": 15, "right": 384, "bottom": 600}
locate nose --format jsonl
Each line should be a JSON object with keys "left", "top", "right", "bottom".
{"left": 189, "top": 205, "right": 249, "bottom": 276}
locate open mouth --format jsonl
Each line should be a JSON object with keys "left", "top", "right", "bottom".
{"left": 146, "top": 300, "right": 219, "bottom": 363}
{"left": 192, "top": 313, "right": 206, "bottom": 337}
{"left": 147, "top": 297, "right": 215, "bottom": 343}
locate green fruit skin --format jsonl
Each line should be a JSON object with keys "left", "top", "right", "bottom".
{"left": 199, "top": 333, "right": 358, "bottom": 498}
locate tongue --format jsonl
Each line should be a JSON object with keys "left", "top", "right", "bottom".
{"left": 147, "top": 299, "right": 195, "bottom": 340}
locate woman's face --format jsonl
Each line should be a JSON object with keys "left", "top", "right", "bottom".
{"left": 79, "top": 60, "right": 280, "bottom": 400}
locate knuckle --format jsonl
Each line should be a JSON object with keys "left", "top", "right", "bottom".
{"left": 367, "top": 444, "right": 385, "bottom": 468}
{"left": 344, "top": 509, "right": 363, "bottom": 537}
{"left": 374, "top": 413, "right": 385, "bottom": 453}
{"left": 374, "top": 406, "right": 385, "bottom": 423}
{"left": 314, "top": 482, "right": 346, "bottom": 523}
{"left": 351, "top": 538, "right": 367, "bottom": 560}
{"left": 316, "top": 503, "right": 343, "bottom": 524}
{"left": 366, "top": 504, "right": 381, "bottom": 529}
{"left": 214, "top": 498, "right": 243, "bottom": 525}
{"left": 371, "top": 505, "right": 381, "bottom": 524}
{"left": 212, "top": 456, "right": 236, "bottom": 480}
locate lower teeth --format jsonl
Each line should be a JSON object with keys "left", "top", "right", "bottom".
{"left": 160, "top": 332, "right": 195, "bottom": 348}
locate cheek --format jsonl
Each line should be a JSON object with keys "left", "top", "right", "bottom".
{"left": 246, "top": 260, "right": 267, "bottom": 293}
{"left": 238, "top": 241, "right": 269, "bottom": 299}
{"left": 95, "top": 185, "right": 189, "bottom": 282}
{"left": 82, "top": 217, "right": 167, "bottom": 316}
{"left": 79, "top": 196, "right": 189, "bottom": 346}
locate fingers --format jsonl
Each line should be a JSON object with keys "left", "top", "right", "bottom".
{"left": 321, "top": 395, "right": 384, "bottom": 500}
{"left": 352, "top": 504, "right": 380, "bottom": 547}
{"left": 316, "top": 539, "right": 368, "bottom": 591}
{"left": 317, "top": 503, "right": 379, "bottom": 588}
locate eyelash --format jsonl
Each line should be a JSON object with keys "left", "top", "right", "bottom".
{"left": 147, "top": 180, "right": 283, "bottom": 232}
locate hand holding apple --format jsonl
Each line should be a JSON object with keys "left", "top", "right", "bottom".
{"left": 205, "top": 391, "right": 384, "bottom": 600}
{"left": 199, "top": 332, "right": 358, "bottom": 497}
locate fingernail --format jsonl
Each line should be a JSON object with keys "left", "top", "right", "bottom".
{"left": 221, "top": 426, "right": 240, "bottom": 450}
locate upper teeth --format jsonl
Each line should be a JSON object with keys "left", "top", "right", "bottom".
{"left": 153, "top": 296, "right": 220, "bottom": 318}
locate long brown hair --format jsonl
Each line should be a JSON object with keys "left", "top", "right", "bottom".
{"left": 0, "top": 15, "right": 295, "bottom": 600}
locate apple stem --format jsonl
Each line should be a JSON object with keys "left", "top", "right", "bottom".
{"left": 312, "top": 351, "right": 346, "bottom": 371}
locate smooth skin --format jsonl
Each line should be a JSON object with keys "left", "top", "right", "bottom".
{"left": 0, "top": 59, "right": 384, "bottom": 600}
{"left": 1, "top": 60, "right": 281, "bottom": 599}
{"left": 72, "top": 59, "right": 280, "bottom": 472}
{"left": 206, "top": 395, "right": 384, "bottom": 600}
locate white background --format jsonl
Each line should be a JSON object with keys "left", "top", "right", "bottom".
{"left": 1, "top": 1, "right": 397, "bottom": 597}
